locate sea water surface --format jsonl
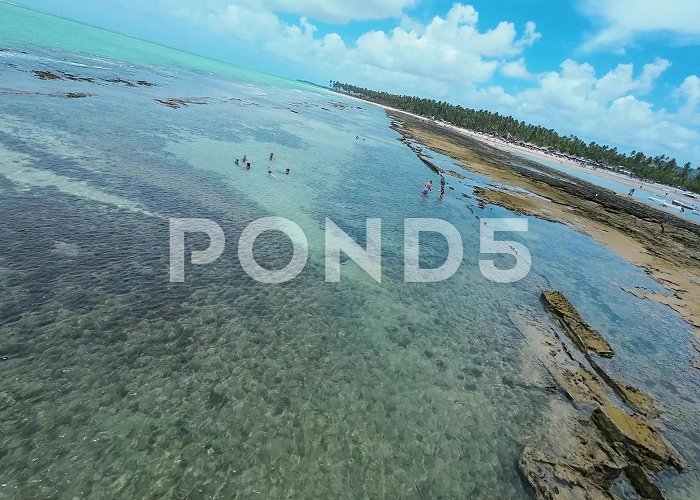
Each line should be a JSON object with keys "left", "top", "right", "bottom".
{"left": 1, "top": 3, "right": 700, "bottom": 498}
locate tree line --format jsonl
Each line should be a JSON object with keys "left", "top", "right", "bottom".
{"left": 331, "top": 81, "right": 700, "bottom": 194}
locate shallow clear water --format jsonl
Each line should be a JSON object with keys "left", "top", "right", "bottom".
{"left": 1, "top": 4, "right": 700, "bottom": 498}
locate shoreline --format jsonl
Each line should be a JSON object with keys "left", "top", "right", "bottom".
{"left": 387, "top": 110, "right": 700, "bottom": 350}
{"left": 453, "top": 126, "right": 699, "bottom": 202}
{"left": 335, "top": 91, "right": 699, "bottom": 215}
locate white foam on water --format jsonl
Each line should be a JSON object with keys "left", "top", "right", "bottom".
{"left": 0, "top": 50, "right": 110, "bottom": 70}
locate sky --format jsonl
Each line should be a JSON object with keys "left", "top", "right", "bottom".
{"left": 12, "top": 0, "right": 700, "bottom": 165}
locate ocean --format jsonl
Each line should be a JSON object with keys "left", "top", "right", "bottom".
{"left": 1, "top": 2, "right": 699, "bottom": 498}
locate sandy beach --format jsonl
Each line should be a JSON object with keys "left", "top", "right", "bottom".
{"left": 457, "top": 126, "right": 699, "bottom": 202}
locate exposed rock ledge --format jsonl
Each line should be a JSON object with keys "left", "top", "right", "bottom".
{"left": 541, "top": 290, "right": 615, "bottom": 358}
{"left": 592, "top": 406, "right": 687, "bottom": 473}
{"left": 510, "top": 297, "right": 685, "bottom": 500}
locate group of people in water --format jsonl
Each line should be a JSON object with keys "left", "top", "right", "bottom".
{"left": 234, "top": 152, "right": 290, "bottom": 178}
{"left": 422, "top": 175, "right": 447, "bottom": 198}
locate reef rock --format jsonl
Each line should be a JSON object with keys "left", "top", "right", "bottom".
{"left": 32, "top": 70, "right": 61, "bottom": 80}
{"left": 592, "top": 406, "right": 686, "bottom": 472}
{"left": 541, "top": 291, "right": 614, "bottom": 358}
{"left": 519, "top": 446, "right": 621, "bottom": 500}
{"left": 588, "top": 356, "right": 659, "bottom": 418}
{"left": 623, "top": 465, "right": 664, "bottom": 500}
{"left": 61, "top": 72, "right": 93, "bottom": 82}
{"left": 155, "top": 98, "right": 206, "bottom": 108}
{"left": 105, "top": 77, "right": 136, "bottom": 87}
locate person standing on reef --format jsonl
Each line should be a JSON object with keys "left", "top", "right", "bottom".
{"left": 242, "top": 155, "right": 247, "bottom": 164}
{"left": 422, "top": 180, "right": 432, "bottom": 195}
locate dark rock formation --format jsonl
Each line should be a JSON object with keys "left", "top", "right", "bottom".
{"left": 105, "top": 77, "right": 136, "bottom": 87}
{"left": 154, "top": 98, "right": 200, "bottom": 108}
{"left": 61, "top": 72, "right": 94, "bottom": 83}
{"left": 32, "top": 70, "right": 61, "bottom": 80}
{"left": 624, "top": 465, "right": 664, "bottom": 500}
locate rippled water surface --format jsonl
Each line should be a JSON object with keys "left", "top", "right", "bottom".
{"left": 1, "top": 3, "right": 700, "bottom": 498}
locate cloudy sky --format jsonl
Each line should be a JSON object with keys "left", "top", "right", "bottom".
{"left": 14, "top": 0, "right": 700, "bottom": 165}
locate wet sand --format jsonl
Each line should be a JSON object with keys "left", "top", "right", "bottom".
{"left": 388, "top": 111, "right": 700, "bottom": 353}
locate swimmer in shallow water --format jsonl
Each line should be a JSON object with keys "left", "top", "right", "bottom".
{"left": 422, "top": 180, "right": 432, "bottom": 195}
{"left": 234, "top": 158, "right": 239, "bottom": 166}
{"left": 269, "top": 153, "right": 274, "bottom": 160}
{"left": 245, "top": 162, "right": 251, "bottom": 170}
{"left": 285, "top": 168, "right": 290, "bottom": 175}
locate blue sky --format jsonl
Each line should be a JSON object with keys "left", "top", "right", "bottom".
{"left": 12, "top": 0, "right": 700, "bottom": 164}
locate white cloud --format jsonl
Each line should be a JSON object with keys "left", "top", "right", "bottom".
{"left": 588, "top": 58, "right": 670, "bottom": 103}
{"left": 483, "top": 60, "right": 700, "bottom": 162}
{"left": 500, "top": 58, "right": 531, "bottom": 79}
{"left": 156, "top": 0, "right": 416, "bottom": 24}
{"left": 677, "top": 75, "right": 700, "bottom": 118}
{"left": 580, "top": 0, "right": 700, "bottom": 52}
{"left": 515, "top": 21, "right": 541, "bottom": 51}
{"left": 268, "top": 0, "right": 416, "bottom": 23}
{"left": 203, "top": 5, "right": 282, "bottom": 42}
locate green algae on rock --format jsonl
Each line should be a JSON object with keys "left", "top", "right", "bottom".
{"left": 587, "top": 356, "right": 660, "bottom": 418}
{"left": 592, "top": 406, "right": 687, "bottom": 473}
{"left": 541, "top": 290, "right": 615, "bottom": 358}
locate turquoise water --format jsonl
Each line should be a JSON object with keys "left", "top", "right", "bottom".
{"left": 1, "top": 3, "right": 700, "bottom": 498}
